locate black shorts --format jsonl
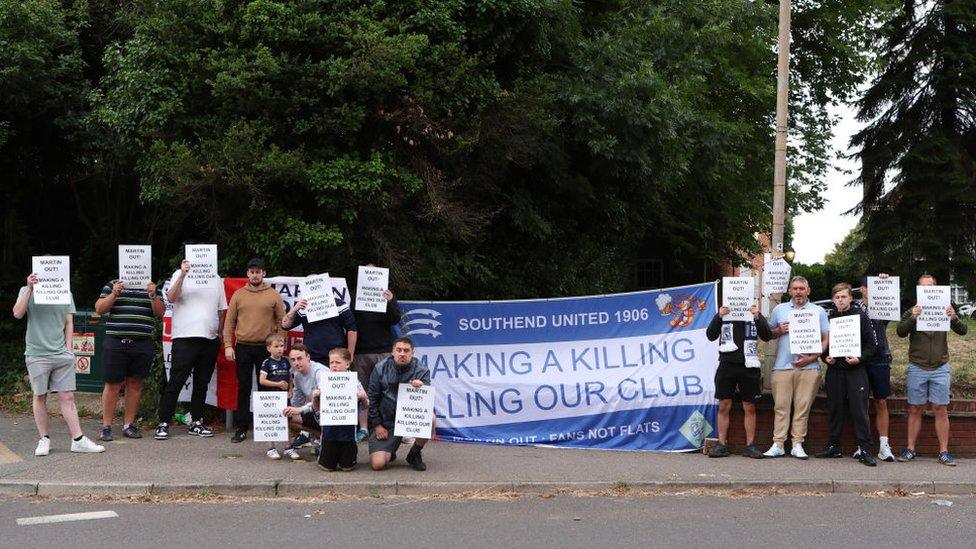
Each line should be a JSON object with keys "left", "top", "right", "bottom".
{"left": 714, "top": 362, "right": 762, "bottom": 403}
{"left": 319, "top": 440, "right": 358, "bottom": 470}
{"left": 102, "top": 337, "right": 155, "bottom": 382}
{"left": 865, "top": 357, "right": 892, "bottom": 399}
{"left": 300, "top": 410, "right": 321, "bottom": 431}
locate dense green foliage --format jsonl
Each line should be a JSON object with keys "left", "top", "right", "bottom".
{"left": 852, "top": 0, "right": 976, "bottom": 290}
{"left": 2, "top": 0, "right": 892, "bottom": 394}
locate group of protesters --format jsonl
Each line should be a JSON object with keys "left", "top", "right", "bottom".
{"left": 706, "top": 274, "right": 968, "bottom": 467}
{"left": 13, "top": 257, "right": 431, "bottom": 472}
{"left": 13, "top": 256, "right": 969, "bottom": 470}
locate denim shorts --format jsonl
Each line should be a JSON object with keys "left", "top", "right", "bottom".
{"left": 906, "top": 363, "right": 950, "bottom": 405}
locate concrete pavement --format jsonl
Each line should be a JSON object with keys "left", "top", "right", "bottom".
{"left": 1, "top": 413, "right": 973, "bottom": 498}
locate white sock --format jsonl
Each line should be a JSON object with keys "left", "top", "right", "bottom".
{"left": 880, "top": 436, "right": 889, "bottom": 447}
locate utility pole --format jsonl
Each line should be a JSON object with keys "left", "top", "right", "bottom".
{"left": 764, "top": 0, "right": 791, "bottom": 391}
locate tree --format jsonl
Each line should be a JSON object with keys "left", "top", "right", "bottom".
{"left": 851, "top": 0, "right": 976, "bottom": 291}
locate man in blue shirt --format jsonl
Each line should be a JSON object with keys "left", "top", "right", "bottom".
{"left": 763, "top": 276, "right": 829, "bottom": 460}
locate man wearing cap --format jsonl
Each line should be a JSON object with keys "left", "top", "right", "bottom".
{"left": 224, "top": 258, "right": 286, "bottom": 443}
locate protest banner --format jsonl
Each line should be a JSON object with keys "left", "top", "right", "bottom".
{"left": 393, "top": 384, "right": 435, "bottom": 439}
{"left": 302, "top": 273, "right": 338, "bottom": 322}
{"left": 789, "top": 309, "right": 823, "bottom": 354}
{"left": 251, "top": 392, "right": 289, "bottom": 442}
{"left": 722, "top": 277, "right": 754, "bottom": 321}
{"left": 917, "top": 285, "right": 951, "bottom": 332}
{"left": 867, "top": 276, "right": 900, "bottom": 321}
{"left": 829, "top": 315, "right": 861, "bottom": 358}
{"left": 31, "top": 256, "right": 71, "bottom": 304}
{"left": 355, "top": 265, "right": 390, "bottom": 313}
{"left": 118, "top": 245, "right": 152, "bottom": 288}
{"left": 762, "top": 254, "right": 791, "bottom": 296}
{"left": 184, "top": 244, "right": 219, "bottom": 289}
{"left": 319, "top": 371, "right": 358, "bottom": 426}
{"left": 399, "top": 282, "right": 719, "bottom": 452}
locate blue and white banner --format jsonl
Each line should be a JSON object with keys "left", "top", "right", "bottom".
{"left": 399, "top": 282, "right": 719, "bottom": 452}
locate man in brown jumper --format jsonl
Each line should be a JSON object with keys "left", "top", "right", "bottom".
{"left": 224, "top": 258, "right": 285, "bottom": 442}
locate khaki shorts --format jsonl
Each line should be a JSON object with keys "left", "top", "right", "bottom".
{"left": 26, "top": 351, "right": 76, "bottom": 395}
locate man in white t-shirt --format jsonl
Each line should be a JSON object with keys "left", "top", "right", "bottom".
{"left": 154, "top": 257, "right": 227, "bottom": 440}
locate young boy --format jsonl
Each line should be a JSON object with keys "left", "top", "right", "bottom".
{"left": 319, "top": 348, "right": 368, "bottom": 471}
{"left": 258, "top": 334, "right": 299, "bottom": 460}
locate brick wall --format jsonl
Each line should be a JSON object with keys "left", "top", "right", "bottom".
{"left": 725, "top": 395, "right": 976, "bottom": 456}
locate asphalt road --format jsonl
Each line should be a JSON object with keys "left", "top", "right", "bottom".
{"left": 1, "top": 493, "right": 973, "bottom": 548}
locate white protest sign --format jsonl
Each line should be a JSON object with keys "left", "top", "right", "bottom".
{"left": 251, "top": 392, "right": 289, "bottom": 442}
{"left": 185, "top": 244, "right": 219, "bottom": 288}
{"left": 789, "top": 309, "right": 823, "bottom": 354}
{"left": 118, "top": 245, "right": 152, "bottom": 288}
{"left": 829, "top": 315, "right": 861, "bottom": 358}
{"left": 867, "top": 276, "right": 901, "bottom": 321}
{"left": 318, "top": 371, "right": 358, "bottom": 426}
{"left": 302, "top": 273, "right": 338, "bottom": 322}
{"left": 355, "top": 265, "right": 390, "bottom": 313}
{"left": 762, "top": 254, "right": 791, "bottom": 296}
{"left": 31, "top": 256, "right": 71, "bottom": 304}
{"left": 917, "top": 285, "right": 950, "bottom": 332}
{"left": 722, "top": 277, "right": 755, "bottom": 321}
{"left": 393, "top": 384, "right": 434, "bottom": 439}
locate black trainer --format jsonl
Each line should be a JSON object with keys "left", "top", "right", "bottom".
{"left": 406, "top": 447, "right": 427, "bottom": 471}
{"left": 188, "top": 421, "right": 214, "bottom": 438}
{"left": 742, "top": 444, "right": 765, "bottom": 459}
{"left": 154, "top": 423, "right": 169, "bottom": 440}
{"left": 231, "top": 428, "right": 247, "bottom": 443}
{"left": 815, "top": 444, "right": 843, "bottom": 458}
{"left": 857, "top": 448, "right": 877, "bottom": 467}
{"left": 708, "top": 443, "right": 730, "bottom": 458}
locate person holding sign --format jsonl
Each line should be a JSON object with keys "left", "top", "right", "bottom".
{"left": 155, "top": 255, "right": 228, "bottom": 441}
{"left": 764, "top": 276, "right": 829, "bottom": 459}
{"left": 224, "top": 258, "right": 286, "bottom": 443}
{"left": 814, "top": 283, "right": 877, "bottom": 466}
{"left": 94, "top": 273, "right": 165, "bottom": 441}
{"left": 318, "top": 348, "right": 368, "bottom": 471}
{"left": 12, "top": 271, "right": 105, "bottom": 456}
{"left": 281, "top": 344, "right": 328, "bottom": 456}
{"left": 281, "top": 287, "right": 357, "bottom": 365}
{"left": 257, "top": 334, "right": 299, "bottom": 460}
{"left": 352, "top": 265, "right": 402, "bottom": 398}
{"left": 895, "top": 274, "right": 968, "bottom": 466}
{"left": 705, "top": 299, "right": 771, "bottom": 459}
{"left": 858, "top": 274, "right": 896, "bottom": 462}
{"left": 367, "top": 337, "right": 432, "bottom": 471}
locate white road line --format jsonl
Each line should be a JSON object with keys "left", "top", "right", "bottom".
{"left": 16, "top": 511, "right": 119, "bottom": 526}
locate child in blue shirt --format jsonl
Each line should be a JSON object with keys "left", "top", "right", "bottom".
{"left": 258, "top": 334, "right": 299, "bottom": 460}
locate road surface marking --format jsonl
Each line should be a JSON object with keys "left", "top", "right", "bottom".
{"left": 0, "top": 442, "right": 22, "bottom": 465}
{"left": 16, "top": 511, "right": 118, "bottom": 526}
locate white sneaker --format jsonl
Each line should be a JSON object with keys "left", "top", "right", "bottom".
{"left": 763, "top": 444, "right": 785, "bottom": 457}
{"left": 791, "top": 442, "right": 809, "bottom": 460}
{"left": 34, "top": 437, "right": 50, "bottom": 457}
{"left": 266, "top": 448, "right": 282, "bottom": 460}
{"left": 70, "top": 436, "right": 105, "bottom": 453}
{"left": 283, "top": 448, "right": 301, "bottom": 461}
{"left": 878, "top": 444, "right": 895, "bottom": 462}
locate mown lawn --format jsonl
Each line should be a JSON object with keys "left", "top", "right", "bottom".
{"left": 888, "top": 317, "right": 976, "bottom": 399}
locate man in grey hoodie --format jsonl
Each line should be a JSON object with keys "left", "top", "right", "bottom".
{"left": 367, "top": 337, "right": 431, "bottom": 471}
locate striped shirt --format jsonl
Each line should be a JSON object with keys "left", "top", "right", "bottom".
{"left": 100, "top": 280, "right": 156, "bottom": 338}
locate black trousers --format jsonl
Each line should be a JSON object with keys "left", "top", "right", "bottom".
{"left": 234, "top": 343, "right": 269, "bottom": 429}
{"left": 158, "top": 337, "right": 220, "bottom": 423}
{"left": 825, "top": 366, "right": 872, "bottom": 451}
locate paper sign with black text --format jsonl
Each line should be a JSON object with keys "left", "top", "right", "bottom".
{"left": 31, "top": 256, "right": 71, "bottom": 304}
{"left": 917, "top": 285, "right": 950, "bottom": 332}
{"left": 318, "top": 371, "right": 358, "bottom": 426}
{"left": 185, "top": 245, "right": 219, "bottom": 288}
{"left": 866, "top": 276, "right": 900, "bottom": 321}
{"left": 789, "top": 309, "right": 823, "bottom": 354}
{"left": 393, "top": 384, "right": 434, "bottom": 439}
{"left": 722, "top": 277, "right": 755, "bottom": 321}
{"left": 829, "top": 315, "right": 861, "bottom": 358}
{"left": 118, "top": 245, "right": 152, "bottom": 288}
{"left": 302, "top": 274, "right": 338, "bottom": 322}
{"left": 762, "top": 254, "right": 791, "bottom": 296}
{"left": 252, "top": 392, "right": 289, "bottom": 442}
{"left": 355, "top": 266, "right": 390, "bottom": 313}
